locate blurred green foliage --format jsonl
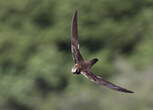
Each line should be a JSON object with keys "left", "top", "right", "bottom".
{"left": 0, "top": 0, "right": 153, "bottom": 110}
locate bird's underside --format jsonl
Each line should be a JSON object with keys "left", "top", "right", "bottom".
{"left": 71, "top": 10, "right": 134, "bottom": 93}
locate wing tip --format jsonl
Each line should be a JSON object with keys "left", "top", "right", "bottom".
{"left": 71, "top": 9, "right": 79, "bottom": 38}
{"left": 118, "top": 88, "right": 134, "bottom": 93}
{"left": 74, "top": 10, "right": 78, "bottom": 15}
{"left": 73, "top": 10, "right": 78, "bottom": 21}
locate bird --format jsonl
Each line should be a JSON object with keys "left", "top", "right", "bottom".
{"left": 71, "top": 10, "right": 134, "bottom": 93}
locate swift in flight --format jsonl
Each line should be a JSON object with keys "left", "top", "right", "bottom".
{"left": 71, "top": 11, "right": 134, "bottom": 93}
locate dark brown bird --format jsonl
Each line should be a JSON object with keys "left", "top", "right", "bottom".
{"left": 71, "top": 10, "right": 134, "bottom": 93}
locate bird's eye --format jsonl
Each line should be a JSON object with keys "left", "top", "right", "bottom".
{"left": 75, "top": 69, "right": 80, "bottom": 74}
{"left": 71, "top": 67, "right": 80, "bottom": 74}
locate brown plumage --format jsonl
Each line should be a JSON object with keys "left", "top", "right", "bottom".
{"left": 71, "top": 10, "right": 134, "bottom": 93}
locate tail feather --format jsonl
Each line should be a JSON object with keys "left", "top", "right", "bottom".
{"left": 88, "top": 58, "right": 98, "bottom": 68}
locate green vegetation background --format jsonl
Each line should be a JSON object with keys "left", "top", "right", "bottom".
{"left": 0, "top": 0, "right": 153, "bottom": 110}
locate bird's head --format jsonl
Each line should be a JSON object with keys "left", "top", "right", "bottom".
{"left": 71, "top": 64, "right": 81, "bottom": 74}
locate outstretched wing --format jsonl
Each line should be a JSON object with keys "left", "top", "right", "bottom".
{"left": 71, "top": 11, "right": 84, "bottom": 64}
{"left": 82, "top": 71, "right": 134, "bottom": 93}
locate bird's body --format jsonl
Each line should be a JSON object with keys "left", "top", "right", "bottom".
{"left": 70, "top": 10, "right": 134, "bottom": 93}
